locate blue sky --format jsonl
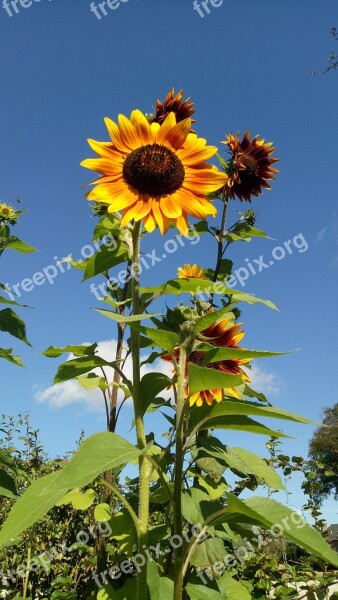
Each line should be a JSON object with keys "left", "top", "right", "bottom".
{"left": 1, "top": 0, "right": 337, "bottom": 521}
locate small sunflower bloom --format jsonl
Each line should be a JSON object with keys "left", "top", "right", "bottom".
{"left": 81, "top": 110, "right": 227, "bottom": 235}
{"left": 177, "top": 264, "right": 206, "bottom": 280}
{"left": 0, "top": 203, "right": 18, "bottom": 225}
{"left": 149, "top": 87, "right": 196, "bottom": 126}
{"left": 222, "top": 130, "right": 279, "bottom": 202}
{"left": 162, "top": 316, "right": 250, "bottom": 407}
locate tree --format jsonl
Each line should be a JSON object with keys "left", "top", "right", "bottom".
{"left": 309, "top": 403, "right": 338, "bottom": 502}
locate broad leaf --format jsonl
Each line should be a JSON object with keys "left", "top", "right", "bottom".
{"left": 217, "top": 573, "right": 251, "bottom": 599}
{"left": 5, "top": 237, "right": 36, "bottom": 253}
{"left": 0, "top": 432, "right": 141, "bottom": 546}
{"left": 201, "top": 347, "right": 288, "bottom": 364}
{"left": 96, "top": 309, "right": 162, "bottom": 323}
{"left": 82, "top": 242, "right": 128, "bottom": 281}
{"left": 140, "top": 372, "right": 172, "bottom": 415}
{"left": 193, "top": 307, "right": 235, "bottom": 335}
{"left": 0, "top": 308, "right": 31, "bottom": 345}
{"left": 200, "top": 400, "right": 317, "bottom": 429}
{"left": 182, "top": 488, "right": 222, "bottom": 524}
{"left": 56, "top": 488, "right": 95, "bottom": 510}
{"left": 187, "top": 584, "right": 223, "bottom": 600}
{"left": 0, "top": 469, "right": 18, "bottom": 499}
{"left": 188, "top": 363, "right": 243, "bottom": 395}
{"left": 53, "top": 356, "right": 112, "bottom": 384}
{"left": 190, "top": 536, "right": 226, "bottom": 570}
{"left": 0, "top": 347, "right": 24, "bottom": 366}
{"left": 221, "top": 447, "right": 284, "bottom": 490}
{"left": 141, "top": 279, "right": 277, "bottom": 309}
{"left": 215, "top": 495, "right": 338, "bottom": 568}
{"left": 43, "top": 343, "right": 98, "bottom": 358}
{"left": 147, "top": 561, "right": 174, "bottom": 600}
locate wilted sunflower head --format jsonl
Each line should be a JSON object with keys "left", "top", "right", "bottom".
{"left": 0, "top": 203, "right": 18, "bottom": 225}
{"left": 81, "top": 110, "right": 227, "bottom": 235}
{"left": 148, "top": 87, "right": 196, "bottom": 126}
{"left": 177, "top": 263, "right": 206, "bottom": 280}
{"left": 222, "top": 130, "right": 279, "bottom": 202}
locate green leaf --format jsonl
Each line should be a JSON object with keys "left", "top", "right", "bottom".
{"left": 182, "top": 488, "right": 222, "bottom": 524}
{"left": 200, "top": 415, "right": 291, "bottom": 438}
{"left": 96, "top": 308, "right": 162, "bottom": 323}
{"left": 150, "top": 483, "right": 174, "bottom": 504}
{"left": 137, "top": 325, "right": 179, "bottom": 352}
{"left": 230, "top": 291, "right": 277, "bottom": 310}
{"left": 0, "top": 448, "right": 16, "bottom": 471}
{"left": 97, "top": 581, "right": 137, "bottom": 600}
{"left": 139, "top": 372, "right": 172, "bottom": 416}
{"left": 94, "top": 503, "right": 111, "bottom": 522}
{"left": 0, "top": 347, "right": 24, "bottom": 366}
{"left": 56, "top": 488, "right": 95, "bottom": 510}
{"left": 5, "top": 237, "right": 36, "bottom": 253}
{"left": 0, "top": 469, "right": 18, "bottom": 498}
{"left": 82, "top": 242, "right": 128, "bottom": 281}
{"left": 221, "top": 447, "right": 285, "bottom": 490}
{"left": 0, "top": 295, "right": 29, "bottom": 307}
{"left": 217, "top": 573, "right": 251, "bottom": 599}
{"left": 216, "top": 495, "right": 338, "bottom": 568}
{"left": 110, "top": 509, "right": 136, "bottom": 555}
{"left": 193, "top": 307, "right": 235, "bottom": 335}
{"left": 147, "top": 561, "right": 174, "bottom": 600}
{"left": 0, "top": 432, "right": 141, "bottom": 546}
{"left": 187, "top": 584, "right": 223, "bottom": 600}
{"left": 54, "top": 433, "right": 141, "bottom": 489}
{"left": 190, "top": 537, "right": 226, "bottom": 570}
{"left": 225, "top": 223, "right": 269, "bottom": 244}
{"left": 0, "top": 308, "right": 31, "bottom": 345}
{"left": 77, "top": 373, "right": 106, "bottom": 390}
{"left": 188, "top": 363, "right": 243, "bottom": 395}
{"left": 202, "top": 401, "right": 317, "bottom": 428}
{"left": 43, "top": 343, "right": 98, "bottom": 358}
{"left": 201, "top": 347, "right": 289, "bottom": 364}
{"left": 141, "top": 279, "right": 277, "bottom": 309}
{"left": 53, "top": 356, "right": 112, "bottom": 384}
{"left": 0, "top": 471, "right": 64, "bottom": 547}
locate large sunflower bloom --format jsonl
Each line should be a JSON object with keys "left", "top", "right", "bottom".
{"left": 81, "top": 111, "right": 227, "bottom": 235}
{"left": 222, "top": 130, "right": 279, "bottom": 202}
{"left": 162, "top": 317, "right": 250, "bottom": 407}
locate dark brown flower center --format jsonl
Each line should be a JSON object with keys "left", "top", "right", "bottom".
{"left": 123, "top": 144, "right": 185, "bottom": 196}
{"left": 240, "top": 153, "right": 257, "bottom": 177}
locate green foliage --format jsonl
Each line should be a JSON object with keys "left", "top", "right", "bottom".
{"left": 308, "top": 403, "right": 338, "bottom": 502}
{"left": 0, "top": 209, "right": 35, "bottom": 367}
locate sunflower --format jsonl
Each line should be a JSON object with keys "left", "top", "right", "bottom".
{"left": 81, "top": 111, "right": 227, "bottom": 235}
{"left": 148, "top": 87, "right": 196, "bottom": 126}
{"left": 162, "top": 316, "right": 250, "bottom": 407}
{"left": 177, "top": 263, "right": 206, "bottom": 279}
{"left": 0, "top": 203, "right": 18, "bottom": 225}
{"left": 222, "top": 130, "right": 279, "bottom": 202}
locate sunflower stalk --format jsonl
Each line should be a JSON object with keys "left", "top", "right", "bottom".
{"left": 193, "top": 194, "right": 230, "bottom": 487}
{"left": 173, "top": 342, "right": 189, "bottom": 600}
{"left": 130, "top": 221, "right": 151, "bottom": 600}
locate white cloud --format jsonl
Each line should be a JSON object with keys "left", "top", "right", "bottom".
{"left": 249, "top": 364, "right": 282, "bottom": 396}
{"left": 316, "top": 226, "right": 329, "bottom": 243}
{"left": 316, "top": 212, "right": 338, "bottom": 243}
{"left": 34, "top": 339, "right": 172, "bottom": 411}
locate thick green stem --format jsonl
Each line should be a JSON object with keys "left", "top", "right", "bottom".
{"left": 130, "top": 221, "right": 150, "bottom": 600}
{"left": 213, "top": 194, "right": 229, "bottom": 285}
{"left": 23, "top": 545, "right": 31, "bottom": 598}
{"left": 173, "top": 344, "right": 188, "bottom": 600}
